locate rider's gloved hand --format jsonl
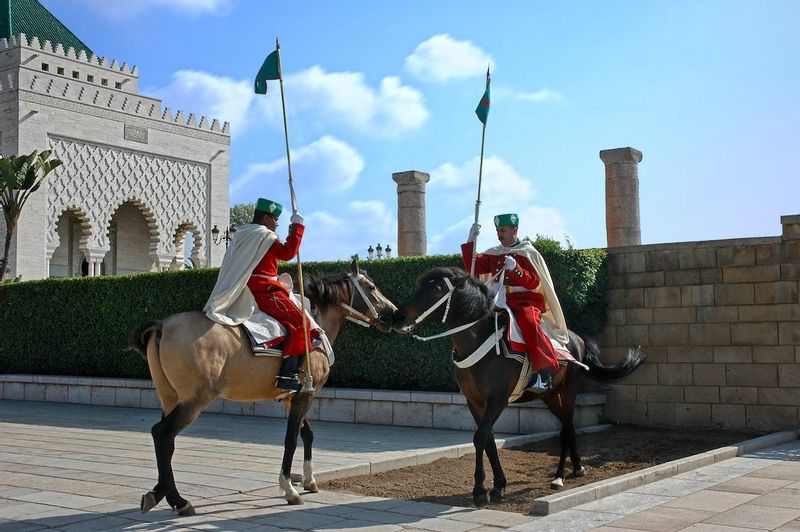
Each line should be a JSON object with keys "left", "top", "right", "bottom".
{"left": 504, "top": 255, "right": 517, "bottom": 271}
{"left": 468, "top": 223, "right": 480, "bottom": 243}
{"left": 290, "top": 212, "right": 304, "bottom": 225}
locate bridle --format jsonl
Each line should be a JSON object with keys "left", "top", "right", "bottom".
{"left": 399, "top": 271, "right": 503, "bottom": 342}
{"left": 340, "top": 273, "right": 384, "bottom": 329}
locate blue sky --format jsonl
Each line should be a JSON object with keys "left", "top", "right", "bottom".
{"left": 46, "top": 0, "right": 800, "bottom": 260}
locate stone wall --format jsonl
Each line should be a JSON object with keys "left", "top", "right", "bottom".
{"left": 601, "top": 214, "right": 800, "bottom": 432}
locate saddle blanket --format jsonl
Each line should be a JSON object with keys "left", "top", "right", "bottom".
{"left": 240, "top": 273, "right": 334, "bottom": 365}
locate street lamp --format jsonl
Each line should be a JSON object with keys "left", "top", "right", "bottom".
{"left": 366, "top": 243, "right": 393, "bottom": 260}
{"left": 376, "top": 243, "right": 383, "bottom": 259}
{"left": 211, "top": 224, "right": 236, "bottom": 248}
{"left": 367, "top": 245, "right": 374, "bottom": 260}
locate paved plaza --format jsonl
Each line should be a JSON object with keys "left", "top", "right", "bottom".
{"left": 1, "top": 400, "right": 799, "bottom": 531}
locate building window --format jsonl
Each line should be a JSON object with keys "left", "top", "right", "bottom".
{"left": 57, "top": 67, "right": 64, "bottom": 75}
{"left": 87, "top": 74, "right": 94, "bottom": 83}
{"left": 114, "top": 81, "right": 122, "bottom": 89}
{"left": 41, "top": 63, "right": 49, "bottom": 71}
{"left": 72, "top": 71, "right": 79, "bottom": 79}
{"left": 101, "top": 78, "right": 108, "bottom": 86}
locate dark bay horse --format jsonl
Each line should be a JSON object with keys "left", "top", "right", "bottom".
{"left": 392, "top": 267, "right": 645, "bottom": 507}
{"left": 130, "top": 260, "right": 396, "bottom": 515}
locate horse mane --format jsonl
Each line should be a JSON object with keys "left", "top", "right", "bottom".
{"left": 417, "top": 267, "right": 493, "bottom": 320}
{"left": 303, "top": 272, "right": 352, "bottom": 312}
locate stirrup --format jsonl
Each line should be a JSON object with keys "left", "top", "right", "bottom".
{"left": 276, "top": 375, "right": 302, "bottom": 393}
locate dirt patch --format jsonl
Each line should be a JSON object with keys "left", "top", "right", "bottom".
{"left": 321, "top": 425, "right": 759, "bottom": 515}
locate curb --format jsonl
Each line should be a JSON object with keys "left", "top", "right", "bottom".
{"left": 531, "top": 429, "right": 800, "bottom": 516}
{"left": 310, "top": 424, "right": 613, "bottom": 484}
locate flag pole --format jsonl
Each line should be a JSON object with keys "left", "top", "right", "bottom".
{"left": 470, "top": 65, "right": 490, "bottom": 277}
{"left": 275, "top": 38, "right": 314, "bottom": 393}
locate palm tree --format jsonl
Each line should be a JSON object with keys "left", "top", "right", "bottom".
{"left": 0, "top": 150, "right": 63, "bottom": 280}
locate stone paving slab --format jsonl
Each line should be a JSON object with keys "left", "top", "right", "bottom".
{"left": 3, "top": 399, "right": 800, "bottom": 531}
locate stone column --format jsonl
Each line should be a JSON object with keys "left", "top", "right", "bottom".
{"left": 599, "top": 147, "right": 643, "bottom": 247}
{"left": 392, "top": 170, "right": 430, "bottom": 256}
{"left": 85, "top": 248, "right": 109, "bottom": 276}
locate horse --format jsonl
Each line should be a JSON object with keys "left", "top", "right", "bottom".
{"left": 391, "top": 267, "right": 646, "bottom": 507}
{"left": 129, "top": 259, "right": 396, "bottom": 515}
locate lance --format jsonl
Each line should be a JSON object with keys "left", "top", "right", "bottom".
{"left": 271, "top": 39, "right": 315, "bottom": 392}
{"left": 470, "top": 65, "right": 490, "bottom": 277}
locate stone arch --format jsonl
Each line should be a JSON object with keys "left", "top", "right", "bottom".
{"left": 170, "top": 220, "right": 203, "bottom": 270}
{"left": 105, "top": 198, "right": 161, "bottom": 275}
{"left": 48, "top": 205, "right": 93, "bottom": 278}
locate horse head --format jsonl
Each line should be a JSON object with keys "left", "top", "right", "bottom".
{"left": 346, "top": 257, "right": 397, "bottom": 333}
{"left": 392, "top": 267, "right": 489, "bottom": 334}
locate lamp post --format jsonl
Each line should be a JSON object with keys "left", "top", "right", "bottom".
{"left": 366, "top": 243, "right": 392, "bottom": 260}
{"left": 211, "top": 224, "right": 236, "bottom": 248}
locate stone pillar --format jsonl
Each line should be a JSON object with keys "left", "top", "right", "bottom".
{"left": 85, "top": 248, "right": 108, "bottom": 277}
{"left": 599, "top": 147, "right": 643, "bottom": 247}
{"left": 392, "top": 170, "right": 430, "bottom": 257}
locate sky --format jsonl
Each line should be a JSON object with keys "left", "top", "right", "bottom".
{"left": 45, "top": 0, "right": 800, "bottom": 261}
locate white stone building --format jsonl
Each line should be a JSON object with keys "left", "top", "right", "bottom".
{"left": 0, "top": 1, "right": 230, "bottom": 280}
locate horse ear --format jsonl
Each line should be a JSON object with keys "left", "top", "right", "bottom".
{"left": 351, "top": 257, "right": 360, "bottom": 276}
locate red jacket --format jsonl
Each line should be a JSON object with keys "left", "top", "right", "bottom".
{"left": 461, "top": 241, "right": 546, "bottom": 312}
{"left": 247, "top": 224, "right": 304, "bottom": 293}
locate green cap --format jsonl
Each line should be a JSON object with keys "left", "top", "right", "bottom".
{"left": 255, "top": 198, "right": 282, "bottom": 217}
{"left": 494, "top": 213, "right": 519, "bottom": 227}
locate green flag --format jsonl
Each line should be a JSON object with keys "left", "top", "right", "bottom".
{"left": 475, "top": 67, "right": 490, "bottom": 124}
{"left": 255, "top": 49, "right": 281, "bottom": 95}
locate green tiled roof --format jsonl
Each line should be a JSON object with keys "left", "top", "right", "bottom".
{"left": 0, "top": 0, "right": 92, "bottom": 54}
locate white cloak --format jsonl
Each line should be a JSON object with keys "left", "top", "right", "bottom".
{"left": 483, "top": 240, "right": 570, "bottom": 346}
{"left": 204, "top": 224, "right": 277, "bottom": 325}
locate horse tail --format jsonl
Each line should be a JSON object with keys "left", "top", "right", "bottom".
{"left": 583, "top": 338, "right": 646, "bottom": 383}
{"left": 129, "top": 320, "right": 162, "bottom": 360}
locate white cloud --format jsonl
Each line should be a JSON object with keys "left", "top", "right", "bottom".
{"left": 302, "top": 201, "right": 396, "bottom": 262}
{"left": 493, "top": 86, "right": 564, "bottom": 103}
{"left": 77, "top": 0, "right": 229, "bottom": 17}
{"left": 148, "top": 70, "right": 253, "bottom": 136}
{"left": 427, "top": 156, "right": 570, "bottom": 252}
{"left": 230, "top": 136, "right": 365, "bottom": 200}
{"left": 258, "top": 66, "right": 428, "bottom": 138}
{"left": 405, "top": 34, "right": 493, "bottom": 83}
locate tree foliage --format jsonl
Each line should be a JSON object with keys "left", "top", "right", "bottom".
{"left": 229, "top": 203, "right": 255, "bottom": 228}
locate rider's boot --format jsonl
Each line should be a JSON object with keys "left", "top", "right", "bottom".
{"left": 276, "top": 355, "right": 303, "bottom": 393}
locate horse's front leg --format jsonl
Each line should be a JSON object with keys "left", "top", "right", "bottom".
{"left": 468, "top": 398, "right": 507, "bottom": 507}
{"left": 485, "top": 430, "right": 507, "bottom": 502}
{"left": 279, "top": 392, "right": 314, "bottom": 505}
{"left": 300, "top": 418, "right": 318, "bottom": 492}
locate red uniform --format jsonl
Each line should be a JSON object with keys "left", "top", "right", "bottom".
{"left": 461, "top": 241, "right": 559, "bottom": 372}
{"left": 247, "top": 224, "right": 316, "bottom": 357}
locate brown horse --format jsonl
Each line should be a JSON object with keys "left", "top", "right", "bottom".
{"left": 392, "top": 267, "right": 645, "bottom": 507}
{"left": 129, "top": 260, "right": 396, "bottom": 515}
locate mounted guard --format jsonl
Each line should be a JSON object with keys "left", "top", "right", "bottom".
{"left": 462, "top": 214, "right": 567, "bottom": 390}
{"left": 204, "top": 198, "right": 321, "bottom": 393}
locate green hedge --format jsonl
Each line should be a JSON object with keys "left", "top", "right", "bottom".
{"left": 0, "top": 240, "right": 606, "bottom": 391}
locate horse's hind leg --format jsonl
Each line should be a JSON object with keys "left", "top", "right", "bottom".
{"left": 300, "top": 418, "right": 318, "bottom": 493}
{"left": 141, "top": 400, "right": 207, "bottom": 516}
{"left": 543, "top": 390, "right": 576, "bottom": 490}
{"left": 280, "top": 393, "right": 315, "bottom": 505}
{"left": 485, "top": 430, "right": 507, "bottom": 502}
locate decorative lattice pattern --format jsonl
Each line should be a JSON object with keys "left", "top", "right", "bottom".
{"left": 46, "top": 136, "right": 208, "bottom": 257}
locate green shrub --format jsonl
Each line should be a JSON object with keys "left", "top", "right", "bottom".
{"left": 0, "top": 240, "right": 606, "bottom": 391}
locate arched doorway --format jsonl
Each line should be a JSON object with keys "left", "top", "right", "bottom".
{"left": 106, "top": 202, "right": 156, "bottom": 275}
{"left": 49, "top": 209, "right": 92, "bottom": 278}
{"left": 171, "top": 222, "right": 202, "bottom": 270}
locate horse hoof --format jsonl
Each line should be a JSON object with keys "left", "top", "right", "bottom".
{"left": 489, "top": 488, "right": 504, "bottom": 502}
{"left": 572, "top": 466, "right": 586, "bottom": 478}
{"left": 550, "top": 477, "right": 564, "bottom": 490}
{"left": 140, "top": 491, "right": 157, "bottom": 513}
{"left": 303, "top": 481, "right": 319, "bottom": 493}
{"left": 287, "top": 494, "right": 304, "bottom": 505}
{"left": 177, "top": 502, "right": 196, "bottom": 516}
{"left": 473, "top": 493, "right": 490, "bottom": 507}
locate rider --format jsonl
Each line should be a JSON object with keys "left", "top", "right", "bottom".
{"left": 204, "top": 198, "right": 318, "bottom": 393}
{"left": 460, "top": 213, "right": 568, "bottom": 389}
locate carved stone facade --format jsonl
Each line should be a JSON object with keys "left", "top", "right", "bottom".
{"left": 0, "top": 33, "right": 230, "bottom": 280}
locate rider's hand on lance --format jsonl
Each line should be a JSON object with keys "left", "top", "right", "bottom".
{"left": 468, "top": 223, "right": 480, "bottom": 243}
{"left": 504, "top": 255, "right": 517, "bottom": 271}
{"left": 290, "top": 212, "right": 304, "bottom": 225}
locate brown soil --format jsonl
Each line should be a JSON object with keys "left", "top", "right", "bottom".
{"left": 321, "top": 425, "right": 759, "bottom": 515}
